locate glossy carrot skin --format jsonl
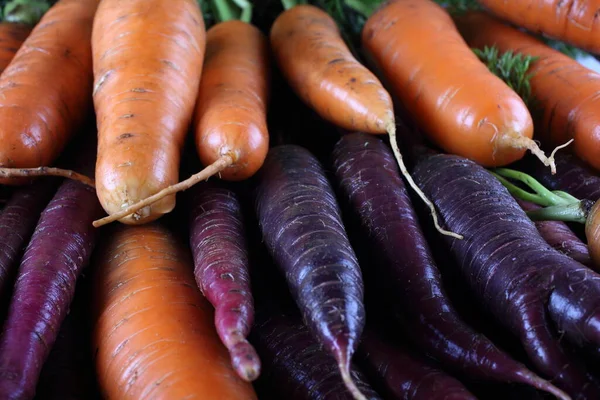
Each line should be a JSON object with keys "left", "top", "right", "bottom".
{"left": 0, "top": 23, "right": 30, "bottom": 73}
{"left": 456, "top": 11, "right": 600, "bottom": 171}
{"left": 362, "top": 0, "right": 533, "bottom": 167}
{"left": 93, "top": 223, "right": 257, "bottom": 400}
{"left": 478, "top": 0, "right": 600, "bottom": 54}
{"left": 93, "top": 0, "right": 205, "bottom": 224}
{"left": 270, "top": 4, "right": 394, "bottom": 134}
{"left": 0, "top": 0, "right": 97, "bottom": 183}
{"left": 194, "top": 20, "right": 269, "bottom": 181}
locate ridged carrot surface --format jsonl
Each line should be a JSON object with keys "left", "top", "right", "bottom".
{"left": 0, "top": 23, "right": 30, "bottom": 72}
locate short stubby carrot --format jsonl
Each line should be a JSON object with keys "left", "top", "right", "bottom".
{"left": 456, "top": 11, "right": 600, "bottom": 171}
{"left": 478, "top": 0, "right": 600, "bottom": 55}
{"left": 361, "top": 0, "right": 548, "bottom": 169}
{"left": 0, "top": 0, "right": 97, "bottom": 184}
{"left": 92, "top": 0, "right": 205, "bottom": 225}
{"left": 93, "top": 223, "right": 257, "bottom": 400}
{"left": 0, "top": 23, "right": 30, "bottom": 73}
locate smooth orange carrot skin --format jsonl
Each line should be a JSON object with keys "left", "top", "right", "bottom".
{"left": 93, "top": 0, "right": 205, "bottom": 224}
{"left": 586, "top": 202, "right": 600, "bottom": 266}
{"left": 93, "top": 223, "right": 258, "bottom": 400}
{"left": 0, "top": 0, "right": 97, "bottom": 184}
{"left": 0, "top": 23, "right": 30, "bottom": 73}
{"left": 270, "top": 4, "right": 394, "bottom": 134}
{"left": 456, "top": 11, "right": 600, "bottom": 170}
{"left": 194, "top": 20, "right": 269, "bottom": 181}
{"left": 362, "top": 0, "right": 534, "bottom": 167}
{"left": 478, "top": 0, "right": 600, "bottom": 54}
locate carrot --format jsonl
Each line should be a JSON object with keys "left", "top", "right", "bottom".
{"left": 0, "top": 0, "right": 97, "bottom": 184}
{"left": 92, "top": 0, "right": 270, "bottom": 228}
{"left": 92, "top": 223, "right": 257, "bottom": 399}
{"left": 0, "top": 23, "right": 30, "bottom": 73}
{"left": 268, "top": 2, "right": 458, "bottom": 239}
{"left": 455, "top": 11, "right": 600, "bottom": 172}
{"left": 353, "top": 0, "right": 558, "bottom": 173}
{"left": 92, "top": 0, "right": 205, "bottom": 225}
{"left": 476, "top": 0, "right": 600, "bottom": 55}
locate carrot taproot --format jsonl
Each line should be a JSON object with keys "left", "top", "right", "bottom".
{"left": 92, "top": 4, "right": 270, "bottom": 227}
{"left": 357, "top": 0, "right": 557, "bottom": 173}
{"left": 476, "top": 0, "right": 600, "bottom": 55}
{"left": 0, "top": 0, "right": 97, "bottom": 184}
{"left": 268, "top": 2, "right": 458, "bottom": 239}
{"left": 455, "top": 11, "right": 600, "bottom": 172}
{"left": 92, "top": 223, "right": 257, "bottom": 399}
{"left": 92, "top": 0, "right": 205, "bottom": 225}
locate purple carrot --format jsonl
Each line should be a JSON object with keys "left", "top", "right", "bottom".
{"left": 517, "top": 199, "right": 592, "bottom": 267}
{"left": 251, "top": 311, "right": 381, "bottom": 400}
{"left": 0, "top": 148, "right": 103, "bottom": 399}
{"left": 0, "top": 179, "right": 58, "bottom": 300}
{"left": 254, "top": 144, "right": 366, "bottom": 400}
{"left": 189, "top": 180, "right": 260, "bottom": 382}
{"left": 331, "top": 132, "right": 567, "bottom": 398}
{"left": 412, "top": 150, "right": 599, "bottom": 399}
{"left": 358, "top": 329, "right": 476, "bottom": 400}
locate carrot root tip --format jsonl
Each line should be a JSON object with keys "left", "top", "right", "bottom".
{"left": 385, "top": 122, "right": 463, "bottom": 240}
{"left": 230, "top": 340, "right": 261, "bottom": 382}
{"left": 0, "top": 166, "right": 95, "bottom": 187}
{"left": 501, "top": 134, "right": 563, "bottom": 175}
{"left": 339, "top": 363, "right": 368, "bottom": 400}
{"left": 514, "top": 369, "right": 572, "bottom": 400}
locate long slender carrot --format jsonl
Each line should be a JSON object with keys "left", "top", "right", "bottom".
{"left": 92, "top": 0, "right": 205, "bottom": 225}
{"left": 92, "top": 223, "right": 257, "bottom": 399}
{"left": 0, "top": 0, "right": 97, "bottom": 184}
{"left": 92, "top": 0, "right": 270, "bottom": 228}
{"left": 357, "top": 0, "right": 557, "bottom": 173}
{"left": 476, "top": 0, "right": 600, "bottom": 55}
{"left": 455, "top": 11, "right": 600, "bottom": 172}
{"left": 268, "top": 2, "right": 459, "bottom": 239}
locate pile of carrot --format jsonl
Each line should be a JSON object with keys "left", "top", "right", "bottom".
{"left": 3, "top": 0, "right": 600, "bottom": 399}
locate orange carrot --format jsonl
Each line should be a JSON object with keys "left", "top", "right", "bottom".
{"left": 456, "top": 11, "right": 600, "bottom": 172}
{"left": 359, "top": 0, "right": 556, "bottom": 172}
{"left": 92, "top": 223, "right": 258, "bottom": 400}
{"left": 92, "top": 0, "right": 205, "bottom": 225}
{"left": 477, "top": 0, "right": 600, "bottom": 55}
{"left": 0, "top": 0, "right": 97, "bottom": 184}
{"left": 0, "top": 23, "right": 30, "bottom": 73}
{"left": 267, "top": 3, "right": 460, "bottom": 239}
{"left": 91, "top": 12, "right": 270, "bottom": 228}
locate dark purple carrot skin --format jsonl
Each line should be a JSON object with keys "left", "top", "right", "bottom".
{"left": 331, "top": 133, "right": 566, "bottom": 396}
{"left": 251, "top": 311, "right": 381, "bottom": 400}
{"left": 0, "top": 175, "right": 103, "bottom": 399}
{"left": 412, "top": 151, "right": 599, "bottom": 398}
{"left": 357, "top": 329, "right": 476, "bottom": 400}
{"left": 0, "top": 179, "right": 58, "bottom": 300}
{"left": 189, "top": 180, "right": 260, "bottom": 382}
{"left": 517, "top": 199, "right": 592, "bottom": 267}
{"left": 254, "top": 144, "right": 365, "bottom": 382}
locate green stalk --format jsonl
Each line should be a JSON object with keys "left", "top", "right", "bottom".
{"left": 230, "top": 0, "right": 252, "bottom": 22}
{"left": 490, "top": 172, "right": 551, "bottom": 206}
{"left": 492, "top": 168, "right": 572, "bottom": 207}
{"left": 211, "top": 0, "right": 236, "bottom": 22}
{"left": 281, "top": 0, "right": 297, "bottom": 10}
{"left": 3, "top": 0, "right": 49, "bottom": 25}
{"left": 343, "top": 0, "right": 378, "bottom": 17}
{"left": 527, "top": 202, "right": 590, "bottom": 224}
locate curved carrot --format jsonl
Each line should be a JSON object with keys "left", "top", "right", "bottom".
{"left": 360, "top": 0, "right": 554, "bottom": 172}
{"left": 92, "top": 0, "right": 205, "bottom": 225}
{"left": 268, "top": 2, "right": 459, "bottom": 239}
{"left": 0, "top": 23, "right": 30, "bottom": 73}
{"left": 456, "top": 11, "right": 600, "bottom": 172}
{"left": 477, "top": 0, "right": 600, "bottom": 55}
{"left": 92, "top": 223, "right": 257, "bottom": 399}
{"left": 0, "top": 0, "right": 97, "bottom": 184}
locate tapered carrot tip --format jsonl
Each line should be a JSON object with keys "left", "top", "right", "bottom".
{"left": 514, "top": 369, "right": 572, "bottom": 400}
{"left": 339, "top": 362, "right": 368, "bottom": 400}
{"left": 0, "top": 166, "right": 95, "bottom": 187}
{"left": 230, "top": 339, "right": 261, "bottom": 382}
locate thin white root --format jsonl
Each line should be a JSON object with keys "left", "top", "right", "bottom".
{"left": 0, "top": 166, "right": 95, "bottom": 188}
{"left": 92, "top": 155, "right": 233, "bottom": 228}
{"left": 547, "top": 139, "right": 574, "bottom": 173}
{"left": 503, "top": 135, "right": 561, "bottom": 175}
{"left": 339, "top": 363, "right": 368, "bottom": 400}
{"left": 387, "top": 124, "right": 464, "bottom": 240}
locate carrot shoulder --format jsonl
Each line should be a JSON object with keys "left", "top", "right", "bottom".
{"left": 456, "top": 11, "right": 600, "bottom": 171}
{"left": 93, "top": 223, "right": 257, "bottom": 399}
{"left": 361, "top": 0, "right": 547, "bottom": 169}
{"left": 0, "top": 0, "right": 97, "bottom": 183}
{"left": 92, "top": 0, "right": 205, "bottom": 225}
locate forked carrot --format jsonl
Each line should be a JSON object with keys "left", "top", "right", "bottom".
{"left": 0, "top": 0, "right": 97, "bottom": 184}
{"left": 92, "top": 0, "right": 271, "bottom": 228}
{"left": 92, "top": 0, "right": 205, "bottom": 225}
{"left": 355, "top": 0, "right": 557, "bottom": 172}
{"left": 92, "top": 223, "right": 257, "bottom": 399}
